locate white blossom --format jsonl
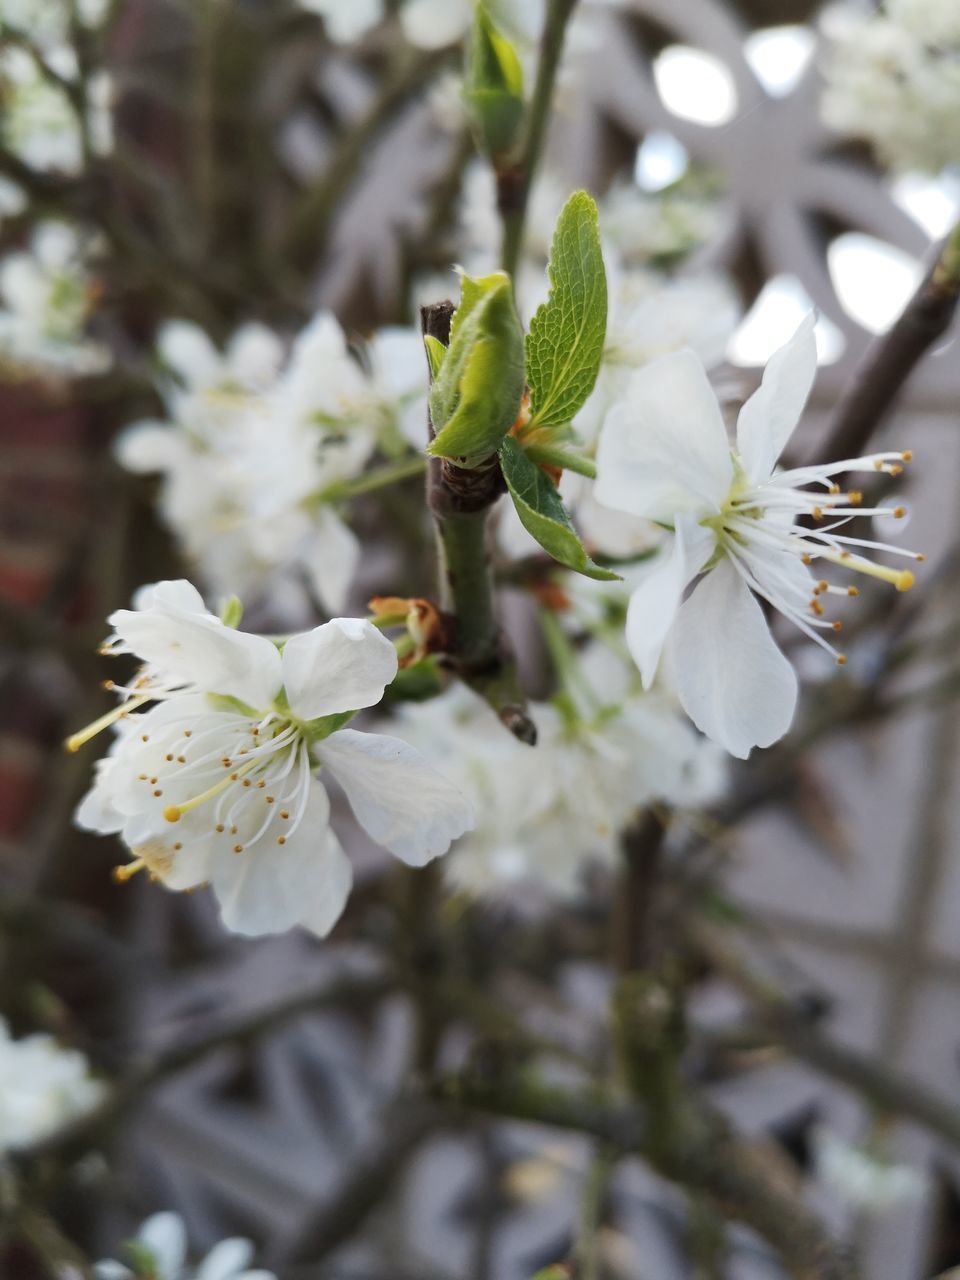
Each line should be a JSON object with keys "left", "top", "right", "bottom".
{"left": 396, "top": 659, "right": 724, "bottom": 898}
{"left": 116, "top": 315, "right": 425, "bottom": 617}
{"left": 813, "top": 1128, "right": 928, "bottom": 1215}
{"left": 0, "top": 220, "right": 111, "bottom": 375}
{"left": 0, "top": 1017, "right": 104, "bottom": 1152}
{"left": 0, "top": 44, "right": 112, "bottom": 174}
{"left": 594, "top": 314, "right": 922, "bottom": 757}
{"left": 71, "top": 581, "right": 473, "bottom": 938}
{"left": 94, "top": 1211, "right": 275, "bottom": 1280}
{"left": 821, "top": 2, "right": 960, "bottom": 175}
{"left": 298, "top": 0, "right": 384, "bottom": 43}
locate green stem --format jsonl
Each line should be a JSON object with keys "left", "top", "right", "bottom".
{"left": 499, "top": 0, "right": 579, "bottom": 278}
{"left": 436, "top": 510, "right": 498, "bottom": 669}
{"left": 316, "top": 454, "right": 427, "bottom": 504}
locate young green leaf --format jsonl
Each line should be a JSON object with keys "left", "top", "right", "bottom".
{"left": 424, "top": 334, "right": 446, "bottom": 380}
{"left": 463, "top": 4, "right": 525, "bottom": 158}
{"left": 428, "top": 271, "right": 525, "bottom": 466}
{"left": 526, "top": 190, "right": 607, "bottom": 428}
{"left": 499, "top": 437, "right": 619, "bottom": 581}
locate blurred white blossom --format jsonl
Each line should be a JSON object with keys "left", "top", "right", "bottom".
{"left": 821, "top": 1, "right": 960, "bottom": 174}
{"left": 813, "top": 1128, "right": 928, "bottom": 1214}
{"left": 396, "top": 654, "right": 724, "bottom": 897}
{"left": 0, "top": 44, "right": 112, "bottom": 174}
{"left": 0, "top": 1017, "right": 104, "bottom": 1151}
{"left": 0, "top": 220, "right": 110, "bottom": 375}
{"left": 595, "top": 314, "right": 922, "bottom": 757}
{"left": 116, "top": 315, "right": 425, "bottom": 616}
{"left": 94, "top": 1211, "right": 275, "bottom": 1280}
{"left": 72, "top": 580, "right": 473, "bottom": 938}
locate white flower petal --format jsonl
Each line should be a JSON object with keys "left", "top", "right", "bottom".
{"left": 317, "top": 728, "right": 474, "bottom": 865}
{"left": 156, "top": 321, "right": 221, "bottom": 389}
{"left": 282, "top": 618, "right": 397, "bottom": 720}
{"left": 107, "top": 610, "right": 282, "bottom": 709}
{"left": 138, "top": 1214, "right": 187, "bottom": 1280}
{"left": 595, "top": 348, "right": 733, "bottom": 523}
{"left": 196, "top": 1238, "right": 254, "bottom": 1280}
{"left": 93, "top": 1264, "right": 134, "bottom": 1280}
{"left": 210, "top": 779, "right": 352, "bottom": 938}
{"left": 225, "top": 324, "right": 284, "bottom": 389}
{"left": 671, "top": 557, "right": 798, "bottom": 758}
{"left": 130, "top": 578, "right": 210, "bottom": 616}
{"left": 736, "top": 312, "right": 817, "bottom": 484}
{"left": 299, "top": 508, "right": 361, "bottom": 615}
{"left": 113, "top": 422, "right": 185, "bottom": 475}
{"left": 400, "top": 0, "right": 472, "bottom": 48}
{"left": 624, "top": 515, "right": 715, "bottom": 686}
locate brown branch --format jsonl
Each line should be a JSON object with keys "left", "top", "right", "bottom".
{"left": 818, "top": 222, "right": 960, "bottom": 464}
{"left": 435, "top": 1071, "right": 858, "bottom": 1280}
{"left": 690, "top": 920, "right": 960, "bottom": 1152}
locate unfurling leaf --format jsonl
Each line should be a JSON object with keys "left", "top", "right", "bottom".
{"left": 463, "top": 4, "right": 525, "bottom": 158}
{"left": 526, "top": 190, "right": 607, "bottom": 428}
{"left": 499, "top": 436, "right": 620, "bottom": 581}
{"left": 428, "top": 270, "right": 524, "bottom": 467}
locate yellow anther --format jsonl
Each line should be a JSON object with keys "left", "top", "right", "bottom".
{"left": 836, "top": 654, "right": 847, "bottom": 666}
{"left": 893, "top": 506, "right": 905, "bottom": 519}
{"left": 164, "top": 806, "right": 181, "bottom": 823}
{"left": 847, "top": 491, "right": 863, "bottom": 506}
{"left": 277, "top": 836, "right": 286, "bottom": 845}
{"left": 901, "top": 450, "right": 913, "bottom": 462}
{"left": 233, "top": 844, "right": 243, "bottom": 854}
{"left": 847, "top": 586, "right": 859, "bottom": 597}
{"left": 832, "top": 621, "right": 843, "bottom": 632}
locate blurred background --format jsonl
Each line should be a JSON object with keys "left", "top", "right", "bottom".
{"left": 2, "top": 1, "right": 960, "bottom": 1277}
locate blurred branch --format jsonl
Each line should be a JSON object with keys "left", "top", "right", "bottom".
{"left": 499, "top": 0, "right": 579, "bottom": 278}
{"left": 689, "top": 920, "right": 960, "bottom": 1152}
{"left": 15, "top": 973, "right": 394, "bottom": 1162}
{"left": 818, "top": 220, "right": 960, "bottom": 464}
{"left": 435, "top": 1069, "right": 859, "bottom": 1280}
{"left": 281, "top": 45, "right": 452, "bottom": 268}
{"left": 272, "top": 1095, "right": 448, "bottom": 1267}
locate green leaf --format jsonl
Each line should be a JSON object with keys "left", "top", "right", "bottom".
{"left": 463, "top": 4, "right": 525, "bottom": 157}
{"left": 424, "top": 334, "right": 446, "bottom": 380}
{"left": 499, "top": 437, "right": 619, "bottom": 581}
{"left": 526, "top": 190, "right": 607, "bottom": 428}
{"left": 428, "top": 271, "right": 525, "bottom": 467}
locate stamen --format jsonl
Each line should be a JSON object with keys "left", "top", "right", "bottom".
{"left": 164, "top": 759, "right": 258, "bottom": 822}
{"left": 65, "top": 694, "right": 149, "bottom": 752}
{"left": 817, "top": 548, "right": 915, "bottom": 591}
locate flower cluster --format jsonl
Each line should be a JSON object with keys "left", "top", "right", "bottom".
{"left": 70, "top": 581, "right": 472, "bottom": 938}
{"left": 821, "top": 0, "right": 960, "bottom": 174}
{"left": 0, "top": 221, "right": 111, "bottom": 376}
{"left": 116, "top": 317, "right": 425, "bottom": 617}
{"left": 0, "top": 1017, "right": 104, "bottom": 1152}
{"left": 396, "top": 649, "right": 725, "bottom": 897}
{"left": 94, "top": 1212, "right": 275, "bottom": 1280}
{"left": 0, "top": 36, "right": 112, "bottom": 177}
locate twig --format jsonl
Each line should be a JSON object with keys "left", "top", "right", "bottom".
{"left": 420, "top": 300, "right": 536, "bottom": 743}
{"left": 612, "top": 812, "right": 666, "bottom": 974}
{"left": 271, "top": 1095, "right": 447, "bottom": 1267}
{"left": 689, "top": 920, "right": 960, "bottom": 1152}
{"left": 435, "top": 1071, "right": 859, "bottom": 1280}
{"left": 281, "top": 46, "right": 452, "bottom": 267}
{"left": 818, "top": 221, "right": 960, "bottom": 464}
{"left": 499, "top": 0, "right": 579, "bottom": 278}
{"left": 15, "top": 973, "right": 393, "bottom": 1162}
